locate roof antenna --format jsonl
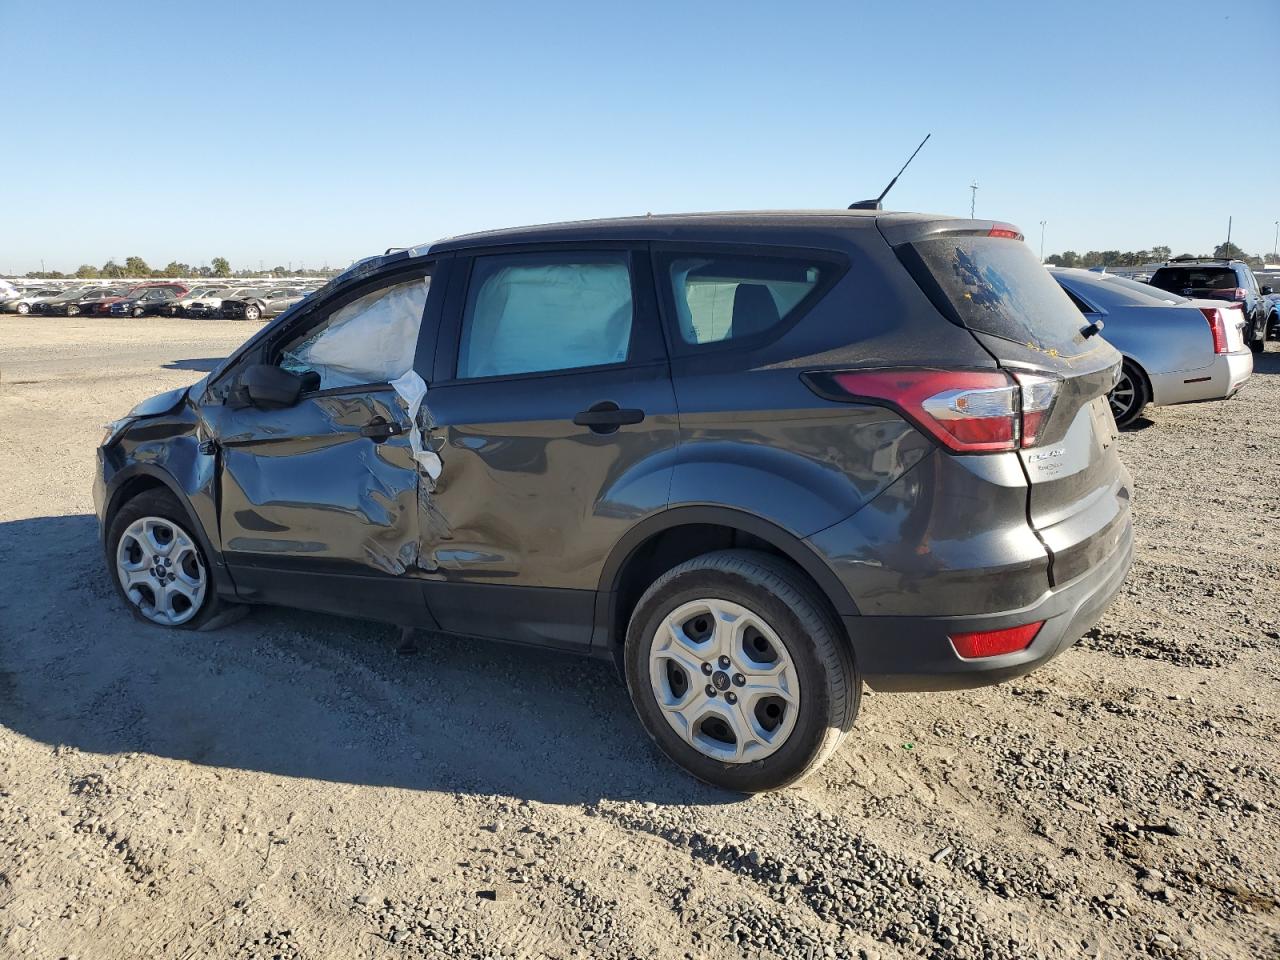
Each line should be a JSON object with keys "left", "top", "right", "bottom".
{"left": 848, "top": 133, "right": 931, "bottom": 211}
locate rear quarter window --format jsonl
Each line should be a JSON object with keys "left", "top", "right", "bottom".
{"left": 661, "top": 253, "right": 837, "bottom": 348}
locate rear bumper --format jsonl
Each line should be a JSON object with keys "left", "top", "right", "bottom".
{"left": 1151, "top": 351, "right": 1252, "bottom": 406}
{"left": 847, "top": 515, "right": 1133, "bottom": 691}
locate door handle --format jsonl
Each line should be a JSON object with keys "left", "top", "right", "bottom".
{"left": 360, "top": 417, "right": 404, "bottom": 442}
{"left": 573, "top": 401, "right": 645, "bottom": 434}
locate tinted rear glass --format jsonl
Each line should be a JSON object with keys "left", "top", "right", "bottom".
{"left": 905, "top": 236, "right": 1087, "bottom": 355}
{"left": 1149, "top": 266, "right": 1236, "bottom": 294}
{"left": 666, "top": 254, "right": 828, "bottom": 345}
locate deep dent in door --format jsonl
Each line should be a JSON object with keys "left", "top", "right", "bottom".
{"left": 210, "top": 379, "right": 449, "bottom": 578}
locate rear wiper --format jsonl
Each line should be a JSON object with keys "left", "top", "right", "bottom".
{"left": 1081, "top": 318, "right": 1105, "bottom": 338}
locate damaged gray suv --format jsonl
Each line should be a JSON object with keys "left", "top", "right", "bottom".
{"left": 95, "top": 211, "right": 1134, "bottom": 791}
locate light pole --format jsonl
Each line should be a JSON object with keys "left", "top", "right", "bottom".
{"left": 969, "top": 181, "right": 979, "bottom": 219}
{"left": 1273, "top": 220, "right": 1278, "bottom": 261}
{"left": 1039, "top": 221, "right": 1047, "bottom": 262}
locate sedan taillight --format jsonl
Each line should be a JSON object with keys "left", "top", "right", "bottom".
{"left": 803, "top": 368, "right": 1060, "bottom": 453}
{"left": 1199, "top": 307, "right": 1229, "bottom": 354}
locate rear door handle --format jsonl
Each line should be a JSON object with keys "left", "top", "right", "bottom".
{"left": 573, "top": 401, "right": 645, "bottom": 433}
{"left": 360, "top": 417, "right": 404, "bottom": 441}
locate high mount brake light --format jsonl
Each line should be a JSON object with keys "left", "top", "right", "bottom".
{"left": 1199, "top": 307, "right": 1229, "bottom": 354}
{"left": 807, "top": 369, "right": 1059, "bottom": 453}
{"left": 987, "top": 224, "right": 1024, "bottom": 240}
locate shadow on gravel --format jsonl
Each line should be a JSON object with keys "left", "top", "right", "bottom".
{"left": 0, "top": 514, "right": 733, "bottom": 807}
{"left": 1249, "top": 345, "right": 1280, "bottom": 375}
{"left": 162, "top": 357, "right": 223, "bottom": 372}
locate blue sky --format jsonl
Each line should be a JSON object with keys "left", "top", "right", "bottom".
{"left": 2, "top": 0, "right": 1277, "bottom": 274}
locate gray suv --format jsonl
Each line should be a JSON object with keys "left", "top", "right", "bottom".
{"left": 94, "top": 211, "right": 1134, "bottom": 791}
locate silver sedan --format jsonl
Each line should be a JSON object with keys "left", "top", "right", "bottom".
{"left": 1051, "top": 268, "right": 1252, "bottom": 426}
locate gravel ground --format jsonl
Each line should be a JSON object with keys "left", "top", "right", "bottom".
{"left": 0, "top": 315, "right": 1277, "bottom": 960}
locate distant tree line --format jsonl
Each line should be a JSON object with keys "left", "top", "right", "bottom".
{"left": 21, "top": 256, "right": 341, "bottom": 280}
{"left": 1045, "top": 243, "right": 1269, "bottom": 270}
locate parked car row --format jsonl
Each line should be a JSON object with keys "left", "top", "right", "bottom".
{"left": 1145, "top": 257, "right": 1273, "bottom": 352}
{"left": 0, "top": 281, "right": 316, "bottom": 320}
{"left": 1050, "top": 268, "right": 1252, "bottom": 426}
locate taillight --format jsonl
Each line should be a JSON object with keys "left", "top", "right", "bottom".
{"left": 1013, "top": 372, "right": 1057, "bottom": 448}
{"left": 1199, "top": 307, "right": 1229, "bottom": 354}
{"left": 805, "top": 368, "right": 1059, "bottom": 453}
{"left": 949, "top": 621, "right": 1043, "bottom": 659}
{"left": 1229, "top": 287, "right": 1246, "bottom": 301}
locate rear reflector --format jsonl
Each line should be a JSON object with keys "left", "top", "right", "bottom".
{"left": 1199, "top": 307, "right": 1229, "bottom": 354}
{"left": 806, "top": 368, "right": 1059, "bottom": 453}
{"left": 949, "top": 621, "right": 1043, "bottom": 659}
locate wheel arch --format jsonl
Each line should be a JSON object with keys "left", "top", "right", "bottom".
{"left": 105, "top": 464, "right": 231, "bottom": 596}
{"left": 1119, "top": 354, "right": 1155, "bottom": 406}
{"left": 593, "top": 506, "right": 859, "bottom": 659}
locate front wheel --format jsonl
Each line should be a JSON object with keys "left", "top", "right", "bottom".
{"left": 132, "top": 307, "right": 145, "bottom": 318}
{"left": 1109, "top": 360, "right": 1150, "bottom": 427}
{"left": 624, "top": 550, "right": 858, "bottom": 792}
{"left": 67, "top": 305, "right": 80, "bottom": 316}
{"left": 243, "top": 304, "right": 261, "bottom": 321}
{"left": 107, "top": 489, "right": 224, "bottom": 629}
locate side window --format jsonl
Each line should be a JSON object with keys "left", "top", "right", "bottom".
{"left": 279, "top": 274, "right": 431, "bottom": 390}
{"left": 457, "top": 252, "right": 633, "bottom": 379}
{"left": 665, "top": 254, "right": 828, "bottom": 345}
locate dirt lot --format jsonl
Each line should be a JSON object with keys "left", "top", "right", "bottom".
{"left": 0, "top": 315, "right": 1277, "bottom": 960}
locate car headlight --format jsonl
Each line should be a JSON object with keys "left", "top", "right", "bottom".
{"left": 101, "top": 418, "right": 134, "bottom": 448}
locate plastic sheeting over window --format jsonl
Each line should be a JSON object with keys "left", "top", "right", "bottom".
{"left": 458, "top": 253, "right": 632, "bottom": 379}
{"left": 281, "top": 275, "right": 441, "bottom": 480}
{"left": 283, "top": 277, "right": 429, "bottom": 390}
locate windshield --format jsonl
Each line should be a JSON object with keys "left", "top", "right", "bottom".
{"left": 904, "top": 235, "right": 1088, "bottom": 356}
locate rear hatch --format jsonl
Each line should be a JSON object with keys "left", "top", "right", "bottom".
{"left": 879, "top": 217, "right": 1130, "bottom": 586}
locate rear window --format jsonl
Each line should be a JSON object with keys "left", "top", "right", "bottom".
{"left": 665, "top": 254, "right": 830, "bottom": 346}
{"left": 903, "top": 236, "right": 1087, "bottom": 355}
{"left": 1150, "top": 266, "right": 1236, "bottom": 294}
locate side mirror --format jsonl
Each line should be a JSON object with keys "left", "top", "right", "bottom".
{"left": 232, "top": 364, "right": 308, "bottom": 409}
{"left": 1262, "top": 285, "right": 1273, "bottom": 295}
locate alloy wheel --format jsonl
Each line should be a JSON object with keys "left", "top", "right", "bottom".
{"left": 648, "top": 598, "right": 800, "bottom": 763}
{"left": 115, "top": 516, "right": 207, "bottom": 626}
{"left": 1109, "top": 371, "right": 1137, "bottom": 422}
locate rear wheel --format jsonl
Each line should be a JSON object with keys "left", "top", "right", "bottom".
{"left": 16, "top": 302, "right": 29, "bottom": 315}
{"left": 107, "top": 489, "right": 223, "bottom": 630}
{"left": 624, "top": 550, "right": 858, "bottom": 792}
{"left": 1109, "top": 360, "right": 1149, "bottom": 427}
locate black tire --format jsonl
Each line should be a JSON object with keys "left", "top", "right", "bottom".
{"left": 624, "top": 549, "right": 858, "bottom": 792}
{"left": 106, "top": 489, "right": 225, "bottom": 630}
{"left": 1109, "top": 359, "right": 1150, "bottom": 427}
